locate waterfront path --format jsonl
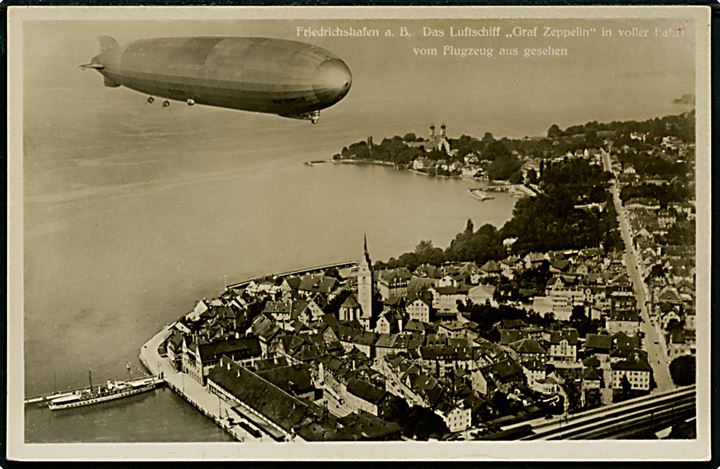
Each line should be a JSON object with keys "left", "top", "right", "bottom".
{"left": 139, "top": 326, "right": 261, "bottom": 442}
{"left": 225, "top": 260, "right": 355, "bottom": 290}
{"left": 602, "top": 150, "right": 674, "bottom": 392}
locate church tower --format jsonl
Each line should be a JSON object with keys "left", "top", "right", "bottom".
{"left": 357, "top": 234, "right": 374, "bottom": 329}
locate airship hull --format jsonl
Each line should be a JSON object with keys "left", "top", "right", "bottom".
{"left": 88, "top": 37, "right": 352, "bottom": 121}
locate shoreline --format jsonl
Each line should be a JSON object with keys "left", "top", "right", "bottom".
{"left": 139, "top": 260, "right": 360, "bottom": 442}
{"left": 139, "top": 325, "right": 252, "bottom": 442}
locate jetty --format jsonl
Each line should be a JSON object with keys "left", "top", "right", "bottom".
{"left": 139, "top": 326, "right": 256, "bottom": 442}
{"left": 224, "top": 260, "right": 356, "bottom": 291}
{"left": 468, "top": 188, "right": 494, "bottom": 202}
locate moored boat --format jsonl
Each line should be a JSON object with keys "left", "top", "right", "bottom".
{"left": 47, "top": 374, "right": 162, "bottom": 410}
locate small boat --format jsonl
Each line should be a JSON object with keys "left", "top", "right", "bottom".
{"left": 47, "top": 371, "right": 162, "bottom": 410}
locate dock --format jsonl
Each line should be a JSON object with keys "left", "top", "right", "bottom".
{"left": 224, "top": 260, "right": 356, "bottom": 291}
{"left": 139, "top": 327, "right": 258, "bottom": 442}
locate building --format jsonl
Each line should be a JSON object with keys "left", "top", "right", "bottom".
{"left": 377, "top": 268, "right": 412, "bottom": 301}
{"left": 344, "top": 379, "right": 386, "bottom": 416}
{"left": 339, "top": 294, "right": 362, "bottom": 322}
{"left": 376, "top": 310, "right": 404, "bottom": 335}
{"left": 427, "top": 124, "right": 451, "bottom": 154}
{"left": 606, "top": 309, "right": 641, "bottom": 335}
{"left": 182, "top": 335, "right": 262, "bottom": 384}
{"left": 467, "top": 284, "right": 496, "bottom": 306}
{"left": 435, "top": 400, "right": 472, "bottom": 433}
{"left": 611, "top": 356, "right": 652, "bottom": 391}
{"left": 547, "top": 329, "right": 579, "bottom": 363}
{"left": 406, "top": 295, "right": 432, "bottom": 323}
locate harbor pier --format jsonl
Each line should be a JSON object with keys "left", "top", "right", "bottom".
{"left": 139, "top": 327, "right": 258, "bottom": 442}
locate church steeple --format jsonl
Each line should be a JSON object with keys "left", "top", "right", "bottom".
{"left": 362, "top": 232, "right": 371, "bottom": 265}
{"left": 357, "top": 233, "right": 374, "bottom": 330}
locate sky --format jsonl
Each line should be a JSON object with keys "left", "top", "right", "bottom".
{"left": 22, "top": 16, "right": 696, "bottom": 138}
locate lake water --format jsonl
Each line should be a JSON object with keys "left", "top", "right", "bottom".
{"left": 22, "top": 86, "right": 518, "bottom": 442}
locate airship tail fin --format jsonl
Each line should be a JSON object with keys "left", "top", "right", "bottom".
{"left": 98, "top": 36, "right": 120, "bottom": 54}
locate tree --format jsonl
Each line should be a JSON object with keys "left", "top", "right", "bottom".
{"left": 491, "top": 391, "right": 510, "bottom": 414}
{"left": 669, "top": 355, "right": 695, "bottom": 386}
{"left": 465, "top": 218, "right": 474, "bottom": 234}
{"left": 487, "top": 151, "right": 521, "bottom": 181}
{"left": 665, "top": 318, "right": 682, "bottom": 333}
{"left": 570, "top": 305, "right": 586, "bottom": 323}
{"left": 415, "top": 240, "right": 434, "bottom": 256}
{"left": 414, "top": 240, "right": 445, "bottom": 266}
{"left": 547, "top": 124, "right": 564, "bottom": 138}
{"left": 398, "top": 405, "right": 449, "bottom": 440}
{"left": 481, "top": 132, "right": 496, "bottom": 144}
{"left": 526, "top": 168, "right": 539, "bottom": 185}
{"left": 509, "top": 170, "right": 524, "bottom": 184}
{"left": 483, "top": 140, "right": 511, "bottom": 161}
{"left": 620, "top": 375, "right": 632, "bottom": 395}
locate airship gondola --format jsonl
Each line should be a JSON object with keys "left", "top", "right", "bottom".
{"left": 80, "top": 36, "right": 352, "bottom": 124}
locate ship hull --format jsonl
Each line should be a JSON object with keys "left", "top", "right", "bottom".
{"left": 47, "top": 383, "right": 157, "bottom": 410}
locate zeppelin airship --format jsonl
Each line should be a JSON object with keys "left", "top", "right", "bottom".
{"left": 81, "top": 36, "right": 352, "bottom": 124}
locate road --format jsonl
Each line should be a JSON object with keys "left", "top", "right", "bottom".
{"left": 602, "top": 150, "right": 674, "bottom": 392}
{"left": 140, "top": 326, "right": 262, "bottom": 442}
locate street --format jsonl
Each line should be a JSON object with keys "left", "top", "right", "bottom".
{"left": 602, "top": 150, "right": 674, "bottom": 392}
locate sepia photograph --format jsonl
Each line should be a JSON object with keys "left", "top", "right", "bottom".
{"left": 6, "top": 5, "right": 712, "bottom": 461}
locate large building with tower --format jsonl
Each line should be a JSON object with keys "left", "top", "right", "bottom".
{"left": 406, "top": 123, "right": 451, "bottom": 155}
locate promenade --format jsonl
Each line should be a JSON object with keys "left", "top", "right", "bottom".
{"left": 225, "top": 260, "right": 355, "bottom": 290}
{"left": 139, "top": 326, "right": 261, "bottom": 442}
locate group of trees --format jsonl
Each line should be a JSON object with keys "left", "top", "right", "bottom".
{"left": 337, "top": 136, "right": 424, "bottom": 165}
{"left": 458, "top": 302, "right": 555, "bottom": 342}
{"left": 500, "top": 157, "right": 623, "bottom": 255}
{"left": 338, "top": 131, "right": 520, "bottom": 182}
{"left": 620, "top": 182, "right": 691, "bottom": 207}
{"left": 396, "top": 405, "right": 450, "bottom": 440}
{"left": 669, "top": 355, "right": 695, "bottom": 386}
{"left": 617, "top": 151, "right": 687, "bottom": 179}
{"left": 336, "top": 111, "right": 694, "bottom": 180}
{"left": 378, "top": 155, "right": 624, "bottom": 271}
{"left": 541, "top": 159, "right": 612, "bottom": 203}
{"left": 500, "top": 193, "right": 604, "bottom": 255}
{"left": 546, "top": 111, "right": 695, "bottom": 144}
{"left": 486, "top": 144, "right": 522, "bottom": 181}
{"left": 568, "top": 306, "right": 603, "bottom": 337}
{"left": 659, "top": 218, "right": 695, "bottom": 246}
{"left": 376, "top": 221, "right": 505, "bottom": 271}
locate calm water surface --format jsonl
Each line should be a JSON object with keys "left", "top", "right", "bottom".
{"left": 22, "top": 87, "right": 519, "bottom": 442}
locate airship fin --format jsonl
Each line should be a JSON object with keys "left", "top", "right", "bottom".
{"left": 98, "top": 35, "right": 120, "bottom": 53}
{"left": 79, "top": 63, "right": 105, "bottom": 70}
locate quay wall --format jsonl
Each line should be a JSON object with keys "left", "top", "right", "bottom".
{"left": 137, "top": 259, "right": 376, "bottom": 441}
{"left": 139, "top": 327, "right": 250, "bottom": 442}
{"left": 225, "top": 260, "right": 356, "bottom": 290}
